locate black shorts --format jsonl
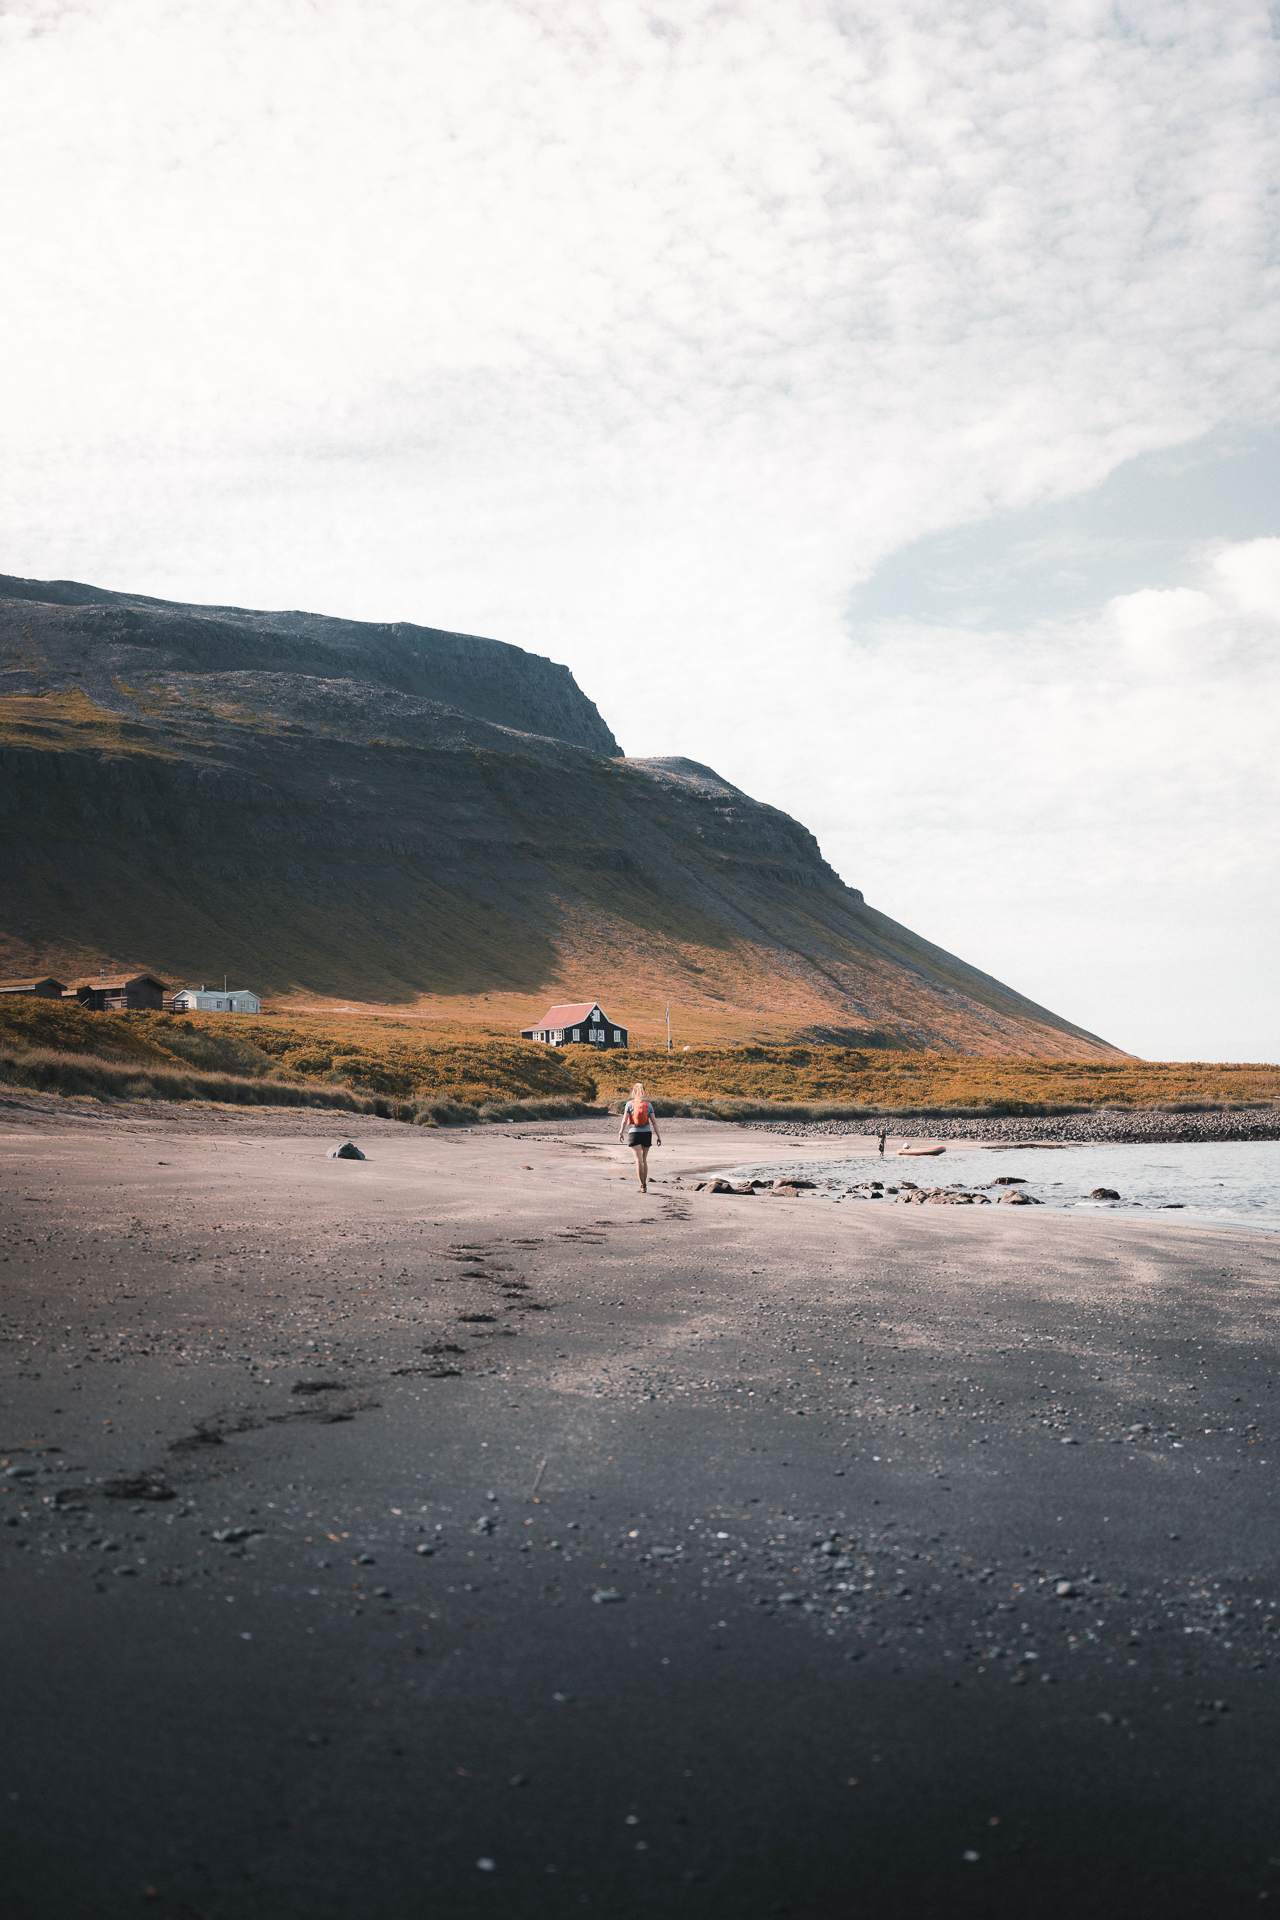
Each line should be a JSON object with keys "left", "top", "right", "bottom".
{"left": 625, "top": 1128, "right": 652, "bottom": 1146}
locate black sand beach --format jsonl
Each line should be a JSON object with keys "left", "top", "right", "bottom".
{"left": 3, "top": 1106, "right": 1278, "bottom": 1918}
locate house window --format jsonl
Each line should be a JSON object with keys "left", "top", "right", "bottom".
{"left": 613, "top": 1031, "right": 621, "bottom": 1042}
{"left": 572, "top": 1029, "right": 580, "bottom": 1040}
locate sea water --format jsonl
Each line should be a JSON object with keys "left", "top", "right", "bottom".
{"left": 713, "top": 1140, "right": 1280, "bottom": 1235}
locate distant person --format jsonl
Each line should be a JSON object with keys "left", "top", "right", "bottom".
{"left": 878, "top": 1131, "right": 887, "bottom": 1157}
{"left": 619, "top": 1082, "right": 662, "bottom": 1193}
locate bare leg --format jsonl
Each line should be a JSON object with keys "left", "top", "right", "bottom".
{"left": 634, "top": 1143, "right": 649, "bottom": 1191}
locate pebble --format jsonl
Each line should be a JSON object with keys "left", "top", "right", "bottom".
{"left": 592, "top": 1589, "right": 624, "bottom": 1604}
{"left": 329, "top": 1143, "right": 366, "bottom": 1160}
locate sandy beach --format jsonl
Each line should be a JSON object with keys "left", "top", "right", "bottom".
{"left": 3, "top": 1105, "right": 1279, "bottom": 1919}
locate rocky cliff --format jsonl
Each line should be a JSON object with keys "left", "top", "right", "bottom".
{"left": 0, "top": 574, "right": 1121, "bottom": 1057}
{"left": 0, "top": 573, "right": 620, "bottom": 756}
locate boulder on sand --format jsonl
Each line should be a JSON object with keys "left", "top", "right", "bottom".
{"left": 329, "top": 1142, "right": 366, "bottom": 1160}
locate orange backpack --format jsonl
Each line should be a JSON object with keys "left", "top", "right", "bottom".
{"left": 631, "top": 1099, "right": 650, "bottom": 1128}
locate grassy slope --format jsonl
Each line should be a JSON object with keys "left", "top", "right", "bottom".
{"left": 0, "top": 686, "right": 1122, "bottom": 1059}
{"left": 1, "top": 1003, "right": 1274, "bottom": 1116}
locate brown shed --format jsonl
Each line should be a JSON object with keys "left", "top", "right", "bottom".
{"left": 63, "top": 972, "right": 168, "bottom": 1012}
{"left": 0, "top": 977, "right": 68, "bottom": 998}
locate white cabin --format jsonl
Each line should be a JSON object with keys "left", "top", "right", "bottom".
{"left": 173, "top": 985, "right": 261, "bottom": 1015}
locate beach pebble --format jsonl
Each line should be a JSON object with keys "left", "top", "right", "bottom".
{"left": 415, "top": 1543, "right": 435, "bottom": 1556}
{"left": 1090, "top": 1188, "right": 1121, "bottom": 1200}
{"left": 1055, "top": 1581, "right": 1077, "bottom": 1597}
{"left": 356, "top": 1552, "right": 376, "bottom": 1564}
{"left": 329, "top": 1143, "right": 366, "bottom": 1160}
{"left": 212, "top": 1527, "right": 251, "bottom": 1543}
{"left": 592, "top": 1588, "right": 625, "bottom": 1604}
{"left": 4, "top": 1465, "right": 36, "bottom": 1479}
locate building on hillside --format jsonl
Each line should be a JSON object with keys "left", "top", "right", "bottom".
{"left": 0, "top": 977, "right": 67, "bottom": 998}
{"left": 64, "top": 972, "right": 168, "bottom": 1012}
{"left": 172, "top": 985, "right": 262, "bottom": 1015}
{"left": 520, "top": 1000, "right": 627, "bottom": 1049}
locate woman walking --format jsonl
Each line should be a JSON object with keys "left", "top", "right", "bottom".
{"left": 619, "top": 1082, "right": 662, "bottom": 1192}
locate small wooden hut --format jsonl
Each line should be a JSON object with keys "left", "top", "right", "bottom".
{"left": 63, "top": 972, "right": 168, "bottom": 1012}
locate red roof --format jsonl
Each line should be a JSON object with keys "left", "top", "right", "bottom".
{"left": 528, "top": 1002, "right": 606, "bottom": 1028}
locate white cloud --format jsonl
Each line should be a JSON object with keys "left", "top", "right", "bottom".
{"left": 806, "top": 542, "right": 1280, "bottom": 1058}
{"left": 1, "top": 0, "right": 1277, "bottom": 1054}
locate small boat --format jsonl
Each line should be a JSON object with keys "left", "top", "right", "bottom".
{"left": 897, "top": 1143, "right": 945, "bottom": 1157}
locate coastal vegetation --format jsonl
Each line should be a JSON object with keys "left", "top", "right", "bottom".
{"left": 0, "top": 999, "right": 1275, "bottom": 1121}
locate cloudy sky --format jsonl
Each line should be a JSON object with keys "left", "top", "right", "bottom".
{"left": 3, "top": 0, "right": 1278, "bottom": 1058}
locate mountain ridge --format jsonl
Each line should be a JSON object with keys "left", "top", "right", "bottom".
{"left": 0, "top": 574, "right": 1124, "bottom": 1058}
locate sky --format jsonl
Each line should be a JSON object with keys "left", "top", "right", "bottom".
{"left": 2, "top": 0, "right": 1278, "bottom": 1059}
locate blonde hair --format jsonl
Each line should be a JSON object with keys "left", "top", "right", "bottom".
{"left": 630, "top": 1083, "right": 646, "bottom": 1102}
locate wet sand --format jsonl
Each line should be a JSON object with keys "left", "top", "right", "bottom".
{"left": 3, "top": 1109, "right": 1279, "bottom": 1919}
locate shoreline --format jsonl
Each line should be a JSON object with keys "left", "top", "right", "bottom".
{"left": 744, "top": 1107, "right": 1280, "bottom": 1145}
{"left": 2, "top": 1081, "right": 1278, "bottom": 1145}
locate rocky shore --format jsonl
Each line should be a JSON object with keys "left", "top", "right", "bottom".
{"left": 751, "top": 1105, "right": 1280, "bottom": 1145}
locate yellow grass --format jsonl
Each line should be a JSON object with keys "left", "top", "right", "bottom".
{"left": 0, "top": 1001, "right": 1272, "bottom": 1116}
{"left": 585, "top": 1048, "right": 1280, "bottom": 1112}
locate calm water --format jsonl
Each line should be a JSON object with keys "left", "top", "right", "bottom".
{"left": 715, "top": 1140, "right": 1280, "bottom": 1235}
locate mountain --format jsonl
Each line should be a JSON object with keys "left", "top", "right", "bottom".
{"left": 0, "top": 572, "right": 1122, "bottom": 1057}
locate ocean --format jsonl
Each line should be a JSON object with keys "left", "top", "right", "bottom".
{"left": 714, "top": 1139, "right": 1280, "bottom": 1235}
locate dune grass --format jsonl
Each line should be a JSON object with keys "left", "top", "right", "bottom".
{"left": 1, "top": 999, "right": 1274, "bottom": 1121}
{"left": 0, "top": 1042, "right": 414, "bottom": 1116}
{"left": 0, "top": 1000, "right": 601, "bottom": 1121}
{"left": 588, "top": 1046, "right": 1280, "bottom": 1112}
